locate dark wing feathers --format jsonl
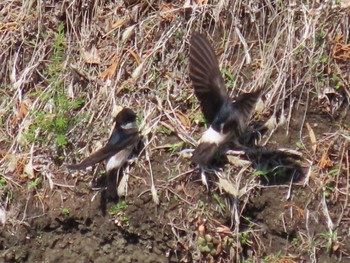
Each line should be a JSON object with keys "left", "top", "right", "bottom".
{"left": 233, "top": 90, "right": 261, "bottom": 120}
{"left": 191, "top": 142, "right": 218, "bottom": 166}
{"left": 189, "top": 32, "right": 227, "bottom": 123}
{"left": 227, "top": 90, "right": 262, "bottom": 137}
{"left": 67, "top": 128, "right": 139, "bottom": 170}
{"left": 67, "top": 145, "right": 121, "bottom": 170}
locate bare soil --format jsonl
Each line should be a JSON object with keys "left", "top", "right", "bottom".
{"left": 1, "top": 1, "right": 350, "bottom": 262}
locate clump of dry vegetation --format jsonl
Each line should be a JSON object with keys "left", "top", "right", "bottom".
{"left": 1, "top": 0, "right": 350, "bottom": 262}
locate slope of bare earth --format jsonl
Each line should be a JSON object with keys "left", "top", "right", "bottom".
{"left": 1, "top": 1, "right": 350, "bottom": 262}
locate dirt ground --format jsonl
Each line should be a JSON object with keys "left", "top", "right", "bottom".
{"left": 1, "top": 1, "right": 350, "bottom": 262}
{"left": 2, "top": 106, "right": 350, "bottom": 262}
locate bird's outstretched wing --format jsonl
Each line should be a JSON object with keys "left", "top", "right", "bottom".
{"left": 233, "top": 89, "right": 262, "bottom": 121}
{"left": 67, "top": 128, "right": 139, "bottom": 170}
{"left": 222, "top": 89, "right": 262, "bottom": 137}
{"left": 189, "top": 32, "right": 228, "bottom": 123}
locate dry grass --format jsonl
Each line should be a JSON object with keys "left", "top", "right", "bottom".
{"left": 1, "top": 0, "right": 350, "bottom": 262}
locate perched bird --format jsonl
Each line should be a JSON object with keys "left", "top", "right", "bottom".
{"left": 189, "top": 32, "right": 262, "bottom": 185}
{"left": 67, "top": 108, "right": 140, "bottom": 198}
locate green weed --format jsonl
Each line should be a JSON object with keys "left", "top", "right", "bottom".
{"left": 62, "top": 208, "right": 70, "bottom": 216}
{"left": 212, "top": 193, "right": 226, "bottom": 211}
{"left": 109, "top": 201, "right": 129, "bottom": 215}
{"left": 28, "top": 177, "right": 42, "bottom": 189}
{"left": 24, "top": 22, "right": 85, "bottom": 148}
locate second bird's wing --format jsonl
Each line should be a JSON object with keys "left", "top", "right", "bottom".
{"left": 229, "top": 89, "right": 262, "bottom": 136}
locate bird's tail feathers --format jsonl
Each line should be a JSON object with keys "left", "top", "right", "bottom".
{"left": 191, "top": 142, "right": 219, "bottom": 167}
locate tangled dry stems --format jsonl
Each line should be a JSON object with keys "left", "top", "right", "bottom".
{"left": 1, "top": 0, "right": 350, "bottom": 261}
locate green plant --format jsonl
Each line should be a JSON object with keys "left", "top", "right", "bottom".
{"left": 24, "top": 22, "right": 85, "bottom": 148}
{"left": 163, "top": 141, "right": 185, "bottom": 154}
{"left": 62, "top": 208, "right": 70, "bottom": 216}
{"left": 330, "top": 73, "right": 343, "bottom": 90}
{"left": 240, "top": 232, "right": 249, "bottom": 245}
{"left": 320, "top": 230, "right": 338, "bottom": 254}
{"left": 212, "top": 193, "right": 226, "bottom": 210}
{"left": 109, "top": 201, "right": 129, "bottom": 215}
{"left": 315, "top": 29, "right": 326, "bottom": 46}
{"left": 109, "top": 201, "right": 130, "bottom": 226}
{"left": 242, "top": 258, "right": 254, "bottom": 263}
{"left": 328, "top": 168, "right": 339, "bottom": 176}
{"left": 252, "top": 169, "right": 269, "bottom": 182}
{"left": 263, "top": 251, "right": 282, "bottom": 263}
{"left": 0, "top": 176, "right": 6, "bottom": 187}
{"left": 222, "top": 68, "right": 236, "bottom": 88}
{"left": 295, "top": 141, "right": 304, "bottom": 150}
{"left": 198, "top": 200, "right": 205, "bottom": 209}
{"left": 291, "top": 235, "right": 301, "bottom": 247}
{"left": 28, "top": 177, "right": 42, "bottom": 189}
{"left": 117, "top": 214, "right": 129, "bottom": 225}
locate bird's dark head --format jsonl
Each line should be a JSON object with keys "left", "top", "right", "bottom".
{"left": 115, "top": 108, "right": 137, "bottom": 128}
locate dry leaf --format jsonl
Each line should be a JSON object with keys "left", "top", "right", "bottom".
{"left": 99, "top": 54, "right": 121, "bottom": 81}
{"left": 13, "top": 156, "right": 25, "bottom": 176}
{"left": 112, "top": 105, "right": 124, "bottom": 118}
{"left": 16, "top": 119, "right": 32, "bottom": 146}
{"left": 111, "top": 19, "right": 126, "bottom": 29}
{"left": 341, "top": 0, "right": 350, "bottom": 7}
{"left": 7, "top": 154, "right": 17, "bottom": 173}
{"left": 184, "top": 0, "right": 207, "bottom": 8}
{"left": 194, "top": 0, "right": 208, "bottom": 4}
{"left": 10, "top": 99, "right": 29, "bottom": 125}
{"left": 24, "top": 162, "right": 35, "bottom": 179}
{"left": 217, "top": 177, "right": 237, "bottom": 196}
{"left": 117, "top": 174, "right": 128, "bottom": 197}
{"left": 124, "top": 48, "right": 141, "bottom": 65}
{"left": 175, "top": 110, "right": 191, "bottom": 130}
{"left": 216, "top": 225, "right": 231, "bottom": 234}
{"left": 265, "top": 115, "right": 277, "bottom": 130}
{"left": 159, "top": 3, "right": 176, "bottom": 21}
{"left": 306, "top": 122, "right": 317, "bottom": 154}
{"left": 160, "top": 121, "right": 176, "bottom": 133}
{"left": 132, "top": 61, "right": 144, "bottom": 79}
{"left": 255, "top": 97, "right": 265, "bottom": 113}
{"left": 284, "top": 203, "right": 305, "bottom": 218}
{"left": 332, "top": 34, "right": 350, "bottom": 60}
{"left": 277, "top": 256, "right": 298, "bottom": 263}
{"left": 122, "top": 25, "right": 136, "bottom": 42}
{"left": 151, "top": 184, "right": 159, "bottom": 205}
{"left": 226, "top": 154, "right": 251, "bottom": 167}
{"left": 198, "top": 225, "right": 205, "bottom": 236}
{"left": 318, "top": 151, "right": 333, "bottom": 169}
{"left": 332, "top": 243, "right": 340, "bottom": 252}
{"left": 82, "top": 46, "right": 101, "bottom": 65}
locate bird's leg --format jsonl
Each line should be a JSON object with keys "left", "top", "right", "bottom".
{"left": 200, "top": 166, "right": 223, "bottom": 191}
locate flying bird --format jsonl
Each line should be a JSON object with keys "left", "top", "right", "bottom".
{"left": 189, "top": 32, "right": 262, "bottom": 185}
{"left": 67, "top": 108, "right": 140, "bottom": 198}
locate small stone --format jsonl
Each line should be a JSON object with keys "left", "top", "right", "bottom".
{"left": 102, "top": 243, "right": 111, "bottom": 253}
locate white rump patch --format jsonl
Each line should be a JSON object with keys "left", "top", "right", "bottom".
{"left": 106, "top": 149, "right": 130, "bottom": 172}
{"left": 199, "top": 126, "right": 227, "bottom": 145}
